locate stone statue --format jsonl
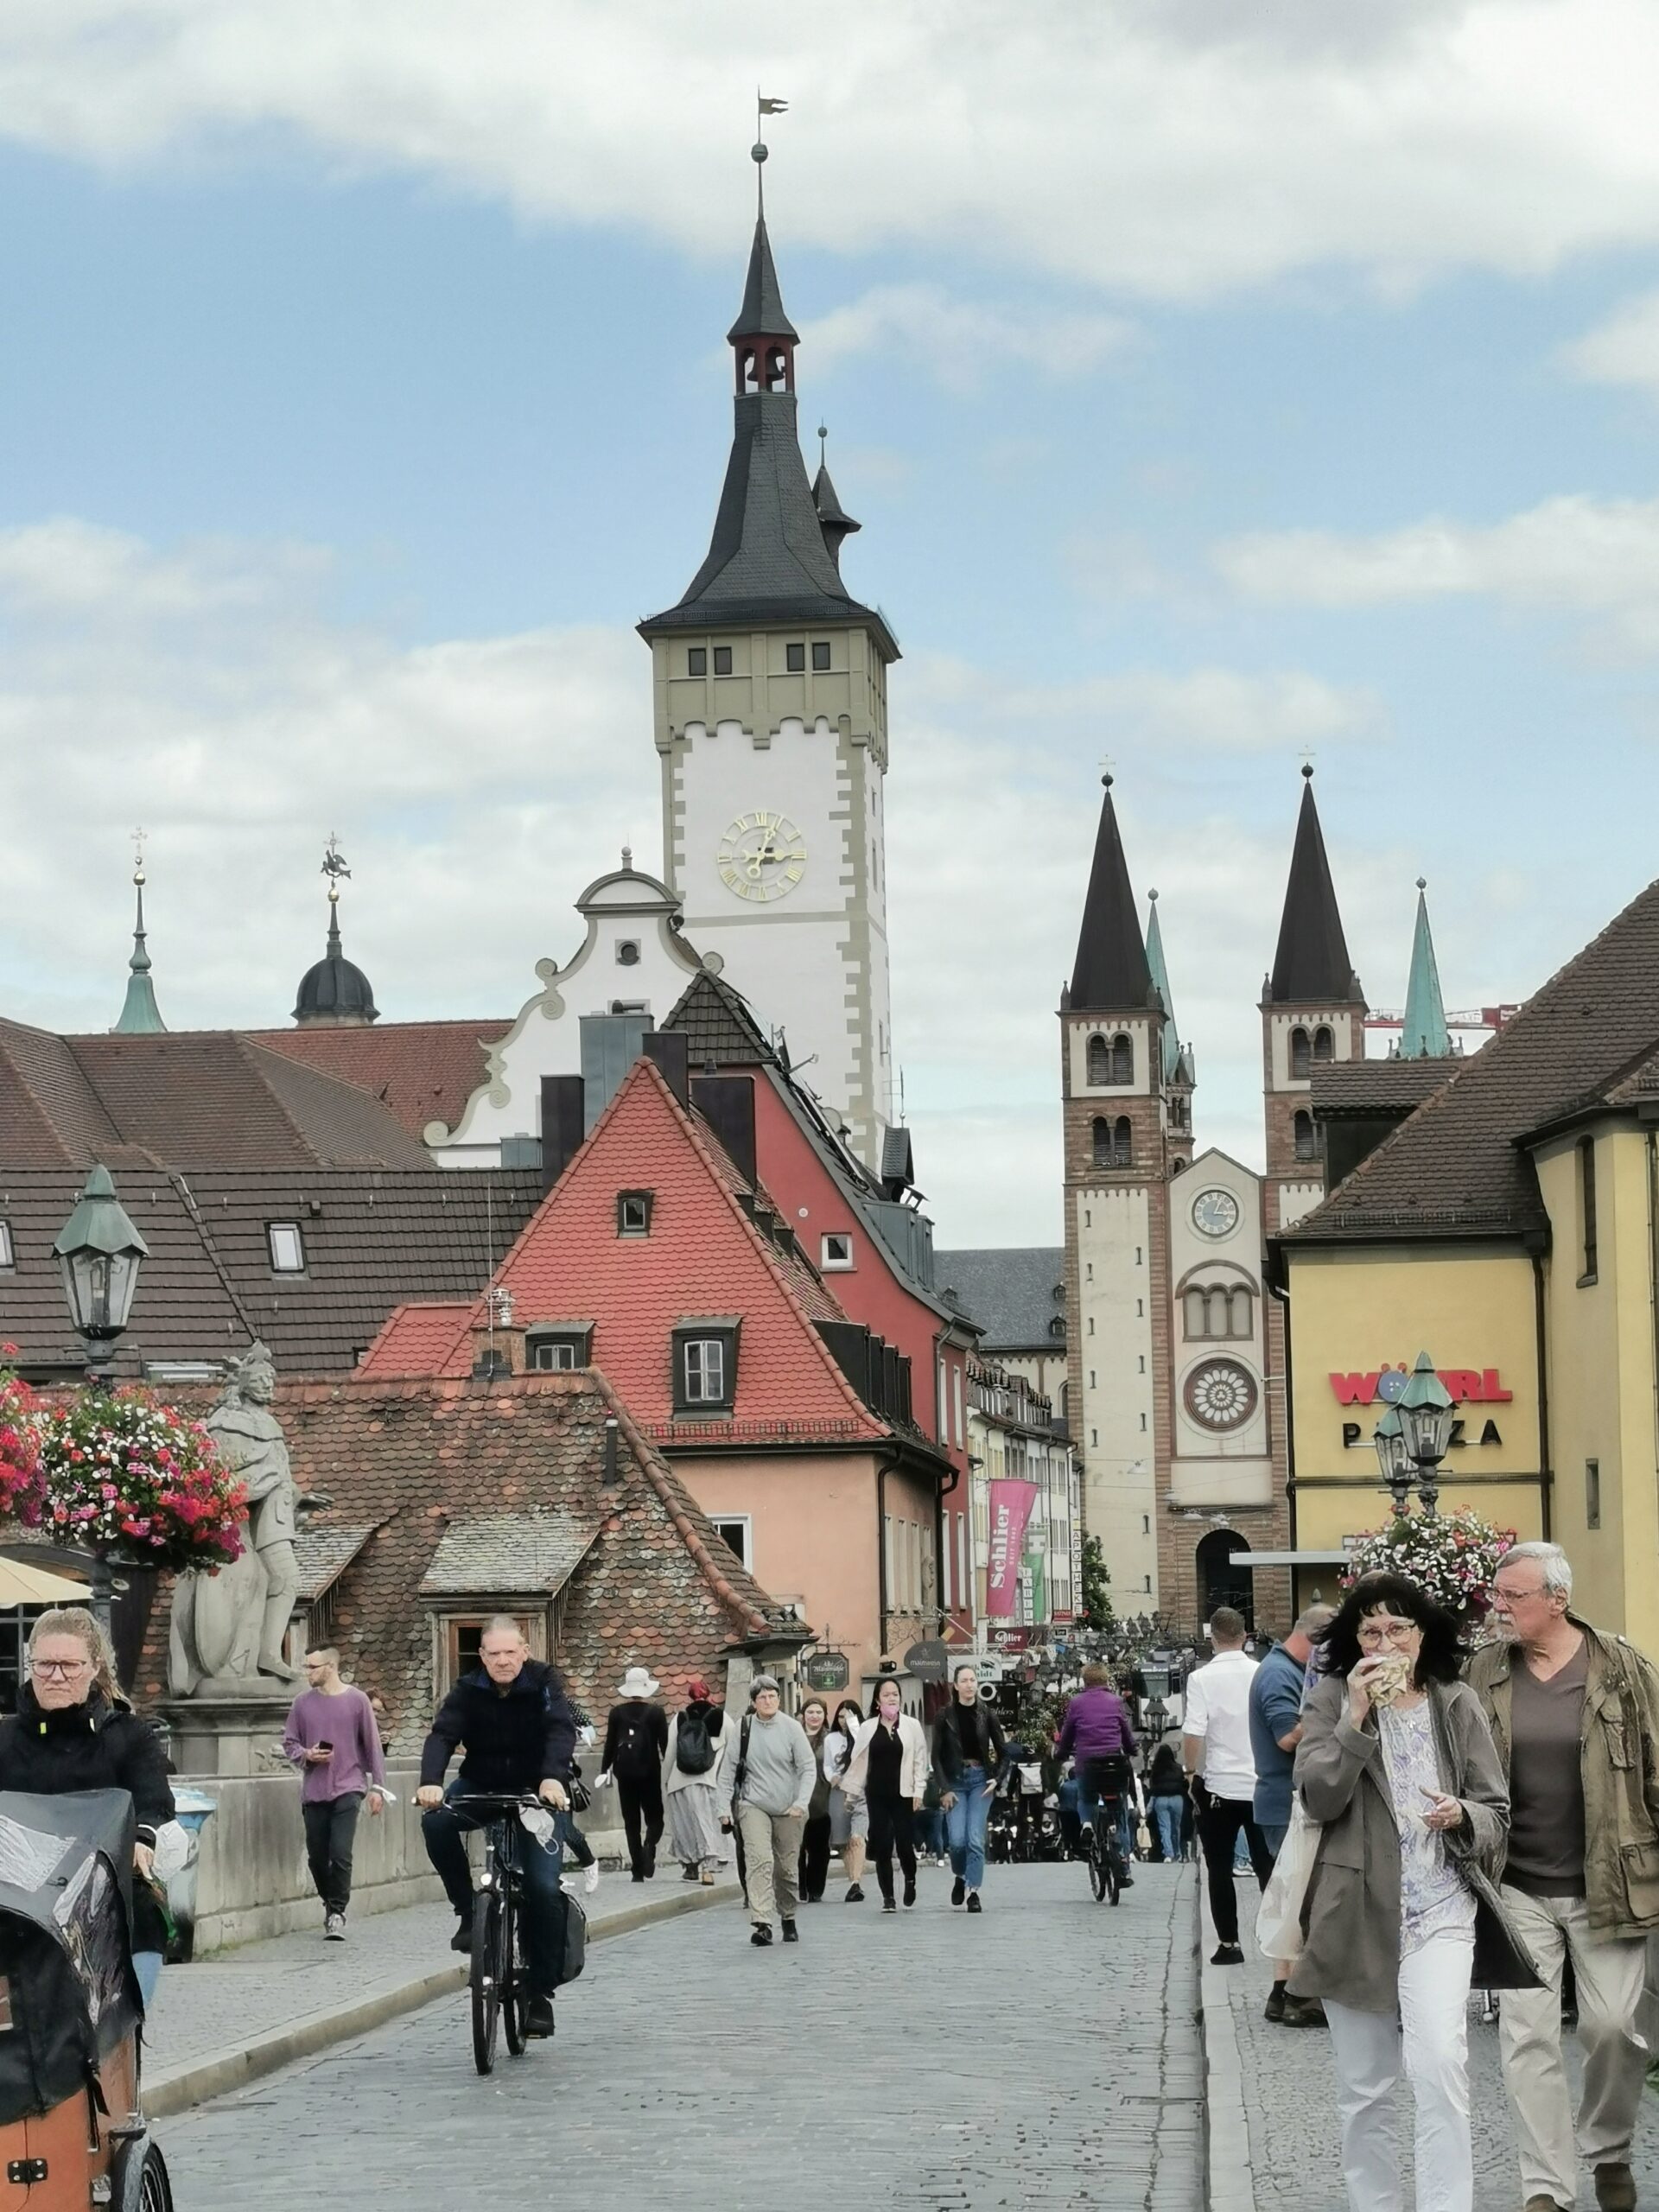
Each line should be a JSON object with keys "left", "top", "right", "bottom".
{"left": 168, "top": 1342, "right": 327, "bottom": 1697}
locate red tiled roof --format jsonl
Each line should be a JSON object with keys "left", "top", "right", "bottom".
{"left": 247, "top": 1020, "right": 512, "bottom": 1140}
{"left": 359, "top": 1300, "right": 474, "bottom": 1378}
{"left": 435, "top": 1058, "right": 885, "bottom": 1440}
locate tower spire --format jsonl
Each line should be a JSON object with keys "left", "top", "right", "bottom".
{"left": 1144, "top": 889, "right": 1188, "bottom": 1084}
{"left": 1398, "top": 878, "right": 1452, "bottom": 1058}
{"left": 112, "top": 830, "right": 167, "bottom": 1034}
{"left": 1268, "top": 766, "right": 1363, "bottom": 1005}
{"left": 1067, "top": 777, "right": 1154, "bottom": 1011}
{"left": 812, "top": 423, "right": 861, "bottom": 570}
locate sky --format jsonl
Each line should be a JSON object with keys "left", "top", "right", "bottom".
{"left": 5, "top": 2, "right": 1659, "bottom": 1244}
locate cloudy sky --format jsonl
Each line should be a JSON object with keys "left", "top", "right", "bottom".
{"left": 4, "top": 2, "right": 1659, "bottom": 1243}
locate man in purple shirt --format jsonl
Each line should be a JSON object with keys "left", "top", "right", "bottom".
{"left": 1057, "top": 1664, "right": 1139, "bottom": 1884}
{"left": 282, "top": 1643, "right": 387, "bottom": 1940}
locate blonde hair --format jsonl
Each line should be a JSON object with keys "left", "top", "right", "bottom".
{"left": 28, "top": 1606, "right": 118, "bottom": 1701}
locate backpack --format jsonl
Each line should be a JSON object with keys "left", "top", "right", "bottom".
{"left": 676, "top": 1707, "right": 715, "bottom": 1776}
{"left": 611, "top": 1707, "right": 658, "bottom": 1781}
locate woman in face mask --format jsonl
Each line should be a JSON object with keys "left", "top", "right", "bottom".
{"left": 837, "top": 1680, "right": 930, "bottom": 1914}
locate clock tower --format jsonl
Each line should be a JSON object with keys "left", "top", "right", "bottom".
{"left": 639, "top": 146, "right": 899, "bottom": 1171}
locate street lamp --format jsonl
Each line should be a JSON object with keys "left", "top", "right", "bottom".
{"left": 1372, "top": 1351, "right": 1455, "bottom": 1517}
{"left": 53, "top": 1165, "right": 148, "bottom": 1376}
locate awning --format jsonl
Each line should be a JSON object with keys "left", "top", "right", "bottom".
{"left": 0, "top": 1557, "right": 88, "bottom": 1606}
{"left": 420, "top": 1512, "right": 600, "bottom": 1599}
{"left": 1230, "top": 1550, "right": 1351, "bottom": 1568}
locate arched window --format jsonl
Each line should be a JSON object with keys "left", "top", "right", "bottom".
{"left": 1289, "top": 1027, "right": 1311, "bottom": 1080}
{"left": 1109, "top": 1033, "right": 1134, "bottom": 1085}
{"left": 1294, "top": 1109, "right": 1318, "bottom": 1161}
{"left": 1113, "top": 1116, "right": 1134, "bottom": 1167}
{"left": 1228, "top": 1287, "right": 1252, "bottom": 1338}
{"left": 1092, "top": 1116, "right": 1112, "bottom": 1166}
{"left": 1313, "top": 1024, "right": 1335, "bottom": 1064}
{"left": 1086, "top": 1033, "right": 1109, "bottom": 1085}
{"left": 1184, "top": 1284, "right": 1255, "bottom": 1341}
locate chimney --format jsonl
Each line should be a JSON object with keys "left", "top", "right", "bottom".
{"left": 690, "top": 1074, "right": 757, "bottom": 1190}
{"left": 642, "top": 1029, "right": 690, "bottom": 1108}
{"left": 540, "top": 1075, "right": 586, "bottom": 1193}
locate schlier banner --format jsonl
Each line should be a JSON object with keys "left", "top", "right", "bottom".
{"left": 984, "top": 1479, "right": 1039, "bottom": 1618}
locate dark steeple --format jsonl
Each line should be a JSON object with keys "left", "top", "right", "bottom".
{"left": 295, "top": 848, "right": 378, "bottom": 1027}
{"left": 812, "top": 424, "right": 861, "bottom": 571}
{"left": 1268, "top": 768, "right": 1363, "bottom": 1006}
{"left": 1067, "top": 778, "right": 1154, "bottom": 1012}
{"left": 639, "top": 144, "right": 896, "bottom": 659}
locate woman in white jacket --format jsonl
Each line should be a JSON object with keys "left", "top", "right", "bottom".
{"left": 837, "top": 1677, "right": 930, "bottom": 1913}
{"left": 661, "top": 1678, "right": 731, "bottom": 1886}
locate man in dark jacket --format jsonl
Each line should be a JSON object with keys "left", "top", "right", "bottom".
{"left": 416, "top": 1617, "right": 576, "bottom": 2037}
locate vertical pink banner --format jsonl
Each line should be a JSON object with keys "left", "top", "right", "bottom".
{"left": 984, "top": 1479, "right": 1039, "bottom": 1618}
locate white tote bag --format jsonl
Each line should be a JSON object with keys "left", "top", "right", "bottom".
{"left": 1254, "top": 1794, "right": 1319, "bottom": 1961}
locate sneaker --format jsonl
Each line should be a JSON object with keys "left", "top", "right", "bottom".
{"left": 1211, "top": 1942, "right": 1244, "bottom": 1966}
{"left": 781, "top": 1920, "right": 798, "bottom": 1943}
{"left": 845, "top": 1883, "right": 865, "bottom": 1904}
{"left": 882, "top": 1897, "right": 898, "bottom": 1913}
{"left": 966, "top": 1891, "right": 982, "bottom": 1914}
{"left": 323, "top": 1911, "right": 346, "bottom": 1942}
{"left": 1263, "top": 1983, "right": 1286, "bottom": 2024}
{"left": 449, "top": 1916, "right": 473, "bottom": 1955}
{"left": 903, "top": 1878, "right": 917, "bottom": 1908}
{"left": 750, "top": 1923, "right": 773, "bottom": 1948}
{"left": 950, "top": 1876, "right": 966, "bottom": 1908}
{"left": 1281, "top": 1997, "right": 1326, "bottom": 2028}
{"left": 1118, "top": 1872, "right": 1135, "bottom": 1888}
{"left": 583, "top": 1861, "right": 601, "bottom": 1895}
{"left": 524, "top": 1995, "right": 556, "bottom": 2039}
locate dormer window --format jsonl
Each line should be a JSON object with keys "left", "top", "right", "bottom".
{"left": 618, "top": 1191, "right": 653, "bottom": 1237}
{"left": 672, "top": 1319, "right": 739, "bottom": 1414}
{"left": 0, "top": 1222, "right": 13, "bottom": 1270}
{"left": 526, "top": 1324, "right": 594, "bottom": 1372}
{"left": 785, "top": 642, "right": 806, "bottom": 673}
{"left": 267, "top": 1223, "right": 306, "bottom": 1273}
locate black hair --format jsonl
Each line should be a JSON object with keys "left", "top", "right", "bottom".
{"left": 830, "top": 1699, "right": 864, "bottom": 1739}
{"left": 1147, "top": 1740, "right": 1182, "bottom": 1783}
{"left": 1316, "top": 1571, "right": 1465, "bottom": 1686}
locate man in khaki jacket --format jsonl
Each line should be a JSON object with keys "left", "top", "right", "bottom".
{"left": 1468, "top": 1541, "right": 1659, "bottom": 2212}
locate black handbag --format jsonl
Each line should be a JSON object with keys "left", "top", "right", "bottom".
{"left": 567, "top": 1761, "right": 592, "bottom": 1815}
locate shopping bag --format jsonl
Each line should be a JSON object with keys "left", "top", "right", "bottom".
{"left": 1254, "top": 1795, "right": 1318, "bottom": 1961}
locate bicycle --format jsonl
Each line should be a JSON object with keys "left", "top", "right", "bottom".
{"left": 1078, "top": 1758, "right": 1133, "bottom": 1907}
{"left": 449, "top": 1793, "right": 545, "bottom": 2074}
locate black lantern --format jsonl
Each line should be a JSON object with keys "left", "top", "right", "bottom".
{"left": 53, "top": 1165, "right": 148, "bottom": 1357}
{"left": 1372, "top": 1351, "right": 1455, "bottom": 1517}
{"left": 1373, "top": 1405, "right": 1413, "bottom": 1517}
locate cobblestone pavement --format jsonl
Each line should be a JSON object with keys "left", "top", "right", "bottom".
{"left": 159, "top": 1860, "right": 1203, "bottom": 2212}
{"left": 146, "top": 1871, "right": 710, "bottom": 2075}
{"left": 1220, "top": 1902, "right": 1659, "bottom": 2209}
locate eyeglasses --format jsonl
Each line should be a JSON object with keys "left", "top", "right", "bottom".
{"left": 30, "top": 1658, "right": 91, "bottom": 1679}
{"left": 1491, "top": 1586, "right": 1547, "bottom": 1605}
{"left": 1356, "top": 1621, "right": 1418, "bottom": 1647}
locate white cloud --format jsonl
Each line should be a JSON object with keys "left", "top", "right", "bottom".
{"left": 1560, "top": 286, "right": 1659, "bottom": 398}
{"left": 800, "top": 285, "right": 1135, "bottom": 388}
{"left": 3, "top": 3, "right": 1659, "bottom": 298}
{"left": 1215, "top": 494, "right": 1659, "bottom": 651}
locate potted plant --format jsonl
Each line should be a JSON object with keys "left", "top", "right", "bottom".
{"left": 1341, "top": 1506, "right": 1514, "bottom": 1625}
{"left": 33, "top": 1386, "right": 245, "bottom": 1574}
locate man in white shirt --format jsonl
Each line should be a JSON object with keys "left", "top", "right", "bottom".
{"left": 1183, "top": 1606, "right": 1275, "bottom": 1964}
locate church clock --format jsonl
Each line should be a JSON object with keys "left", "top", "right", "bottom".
{"left": 717, "top": 810, "right": 807, "bottom": 903}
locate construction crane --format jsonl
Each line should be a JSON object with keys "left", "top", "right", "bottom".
{"left": 1363, "top": 1004, "right": 1521, "bottom": 1033}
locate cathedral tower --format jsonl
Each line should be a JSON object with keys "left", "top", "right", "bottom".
{"left": 639, "top": 143, "right": 899, "bottom": 1169}
{"left": 1061, "top": 778, "right": 1173, "bottom": 1608}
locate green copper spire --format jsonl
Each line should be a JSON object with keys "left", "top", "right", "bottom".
{"left": 1145, "top": 889, "right": 1185, "bottom": 1085}
{"left": 112, "top": 845, "right": 167, "bottom": 1035}
{"left": 1398, "top": 878, "right": 1451, "bottom": 1059}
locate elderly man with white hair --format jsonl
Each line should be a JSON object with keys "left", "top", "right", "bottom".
{"left": 1467, "top": 1540, "right": 1659, "bottom": 2212}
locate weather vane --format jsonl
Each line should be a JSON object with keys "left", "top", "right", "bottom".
{"left": 131, "top": 826, "right": 146, "bottom": 885}
{"left": 753, "top": 90, "right": 788, "bottom": 206}
{"left": 321, "top": 833, "right": 352, "bottom": 906}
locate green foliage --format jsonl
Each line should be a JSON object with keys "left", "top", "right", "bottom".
{"left": 1077, "top": 1535, "right": 1114, "bottom": 1633}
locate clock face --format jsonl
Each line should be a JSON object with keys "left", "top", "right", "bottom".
{"left": 1182, "top": 1357, "right": 1259, "bottom": 1433}
{"left": 1192, "top": 1187, "right": 1241, "bottom": 1240}
{"left": 717, "top": 810, "right": 807, "bottom": 903}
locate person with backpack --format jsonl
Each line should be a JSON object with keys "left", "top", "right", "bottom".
{"left": 662, "top": 1676, "right": 731, "bottom": 1886}
{"left": 717, "top": 1674, "right": 817, "bottom": 1947}
{"left": 601, "top": 1666, "right": 671, "bottom": 1882}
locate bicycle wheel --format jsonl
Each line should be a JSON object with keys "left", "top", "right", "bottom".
{"left": 470, "top": 1882, "right": 503, "bottom": 2075}
{"left": 1087, "top": 1833, "right": 1107, "bottom": 1900}
{"left": 500, "top": 1885, "right": 531, "bottom": 2056}
{"left": 1103, "top": 1842, "right": 1122, "bottom": 1906}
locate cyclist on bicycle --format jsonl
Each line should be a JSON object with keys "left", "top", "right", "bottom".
{"left": 1057, "top": 1662, "right": 1139, "bottom": 1888}
{"left": 416, "top": 1616, "right": 576, "bottom": 2039}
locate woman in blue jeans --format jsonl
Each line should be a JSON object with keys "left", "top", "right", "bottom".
{"left": 1146, "top": 1740, "right": 1189, "bottom": 1862}
{"left": 930, "top": 1664, "right": 1007, "bottom": 1913}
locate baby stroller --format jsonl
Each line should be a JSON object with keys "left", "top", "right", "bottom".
{"left": 0, "top": 1788, "right": 172, "bottom": 2208}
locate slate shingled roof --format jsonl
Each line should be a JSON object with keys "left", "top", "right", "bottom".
{"left": 663, "top": 969, "right": 775, "bottom": 1070}
{"left": 293, "top": 1522, "right": 377, "bottom": 1603}
{"left": 420, "top": 1511, "right": 598, "bottom": 1597}
{"left": 1066, "top": 781, "right": 1154, "bottom": 1013}
{"left": 1284, "top": 871, "right": 1659, "bottom": 1243}
{"left": 935, "top": 1248, "right": 1067, "bottom": 1352}
{"left": 1268, "top": 772, "right": 1363, "bottom": 1006}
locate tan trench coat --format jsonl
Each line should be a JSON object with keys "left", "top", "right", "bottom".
{"left": 1466, "top": 1614, "right": 1659, "bottom": 1938}
{"left": 1287, "top": 1674, "right": 1509, "bottom": 2015}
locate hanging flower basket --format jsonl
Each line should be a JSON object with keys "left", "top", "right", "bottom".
{"left": 32, "top": 1386, "right": 245, "bottom": 1574}
{"left": 1341, "top": 1507, "right": 1514, "bottom": 1622}
{"left": 0, "top": 1353, "right": 45, "bottom": 1527}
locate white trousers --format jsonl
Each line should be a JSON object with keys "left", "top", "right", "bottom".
{"left": 1325, "top": 1932, "right": 1474, "bottom": 2212}
{"left": 1497, "top": 1886, "right": 1649, "bottom": 2208}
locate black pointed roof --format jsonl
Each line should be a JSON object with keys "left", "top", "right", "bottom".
{"left": 1067, "top": 780, "right": 1154, "bottom": 1013}
{"left": 1269, "top": 772, "right": 1363, "bottom": 1005}
{"left": 295, "top": 903, "right": 379, "bottom": 1027}
{"left": 728, "top": 215, "right": 798, "bottom": 342}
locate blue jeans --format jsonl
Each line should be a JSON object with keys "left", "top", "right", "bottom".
{"left": 423, "top": 1785, "right": 567, "bottom": 1997}
{"left": 134, "top": 1950, "right": 163, "bottom": 2007}
{"left": 944, "top": 1764, "right": 992, "bottom": 1890}
{"left": 1153, "top": 1799, "right": 1183, "bottom": 1862}
{"left": 913, "top": 1805, "right": 946, "bottom": 1858}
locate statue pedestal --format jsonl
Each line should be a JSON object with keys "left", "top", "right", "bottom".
{"left": 162, "top": 1694, "right": 294, "bottom": 1779}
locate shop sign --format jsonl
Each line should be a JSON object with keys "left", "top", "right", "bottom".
{"left": 1329, "top": 1364, "right": 1513, "bottom": 1452}
{"left": 904, "top": 1640, "right": 950, "bottom": 1684}
{"left": 803, "top": 1651, "right": 850, "bottom": 1694}
{"left": 989, "top": 1624, "right": 1034, "bottom": 1651}
{"left": 985, "top": 1478, "right": 1039, "bottom": 1618}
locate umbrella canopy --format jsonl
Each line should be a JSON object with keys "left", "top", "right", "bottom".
{"left": 0, "top": 1555, "right": 89, "bottom": 1605}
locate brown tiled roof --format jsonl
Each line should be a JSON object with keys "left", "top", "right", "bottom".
{"left": 1285, "top": 874, "right": 1659, "bottom": 1243}
{"left": 1309, "top": 1058, "right": 1464, "bottom": 1116}
{"left": 0, "top": 1025, "right": 125, "bottom": 1166}
{"left": 136, "top": 1370, "right": 807, "bottom": 1751}
{"left": 247, "top": 1020, "right": 512, "bottom": 1140}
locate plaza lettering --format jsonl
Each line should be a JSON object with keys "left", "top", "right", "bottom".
{"left": 1341, "top": 1416, "right": 1505, "bottom": 1450}
{"left": 1327, "top": 1367, "right": 1513, "bottom": 1406}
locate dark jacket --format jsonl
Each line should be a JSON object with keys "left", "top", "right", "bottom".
{"left": 0, "top": 1685, "right": 175, "bottom": 1954}
{"left": 602, "top": 1698, "right": 670, "bottom": 1783}
{"left": 419, "top": 1659, "right": 578, "bottom": 1794}
{"left": 931, "top": 1697, "right": 1007, "bottom": 1785}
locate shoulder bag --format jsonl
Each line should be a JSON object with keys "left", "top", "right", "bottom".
{"left": 1428, "top": 1687, "right": 1544, "bottom": 1991}
{"left": 1255, "top": 1793, "right": 1319, "bottom": 1962}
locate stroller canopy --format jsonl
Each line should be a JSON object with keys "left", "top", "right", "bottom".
{"left": 0, "top": 1789, "right": 140, "bottom": 2125}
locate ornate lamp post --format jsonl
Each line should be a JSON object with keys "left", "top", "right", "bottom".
{"left": 52, "top": 1165, "right": 148, "bottom": 1377}
{"left": 1372, "top": 1351, "right": 1456, "bottom": 1517}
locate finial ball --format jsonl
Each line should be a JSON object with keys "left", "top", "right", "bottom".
{"left": 1300, "top": 762, "right": 1314, "bottom": 780}
{"left": 1416, "top": 875, "right": 1427, "bottom": 892}
{"left": 1148, "top": 887, "right": 1159, "bottom": 902}
{"left": 1101, "top": 772, "right": 1114, "bottom": 789}
{"left": 751, "top": 140, "right": 768, "bottom": 164}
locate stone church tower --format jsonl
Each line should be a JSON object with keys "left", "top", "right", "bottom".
{"left": 639, "top": 152, "right": 899, "bottom": 1170}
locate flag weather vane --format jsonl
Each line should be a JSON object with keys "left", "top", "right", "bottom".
{"left": 753, "top": 91, "right": 788, "bottom": 208}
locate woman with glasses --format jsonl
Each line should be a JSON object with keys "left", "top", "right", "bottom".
{"left": 0, "top": 1606, "right": 175, "bottom": 2004}
{"left": 1291, "top": 1572, "right": 1508, "bottom": 2212}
